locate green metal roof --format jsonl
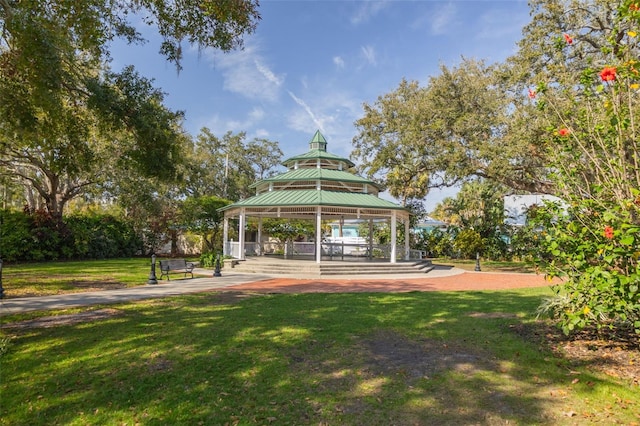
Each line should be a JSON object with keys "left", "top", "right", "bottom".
{"left": 250, "top": 168, "right": 383, "bottom": 189}
{"left": 220, "top": 190, "right": 407, "bottom": 211}
{"left": 282, "top": 149, "right": 355, "bottom": 168}
{"left": 221, "top": 130, "right": 409, "bottom": 220}
{"left": 281, "top": 130, "right": 355, "bottom": 167}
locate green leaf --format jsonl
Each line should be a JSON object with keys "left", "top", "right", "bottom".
{"left": 620, "top": 235, "right": 635, "bottom": 246}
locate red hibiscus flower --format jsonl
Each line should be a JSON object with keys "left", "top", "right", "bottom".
{"left": 599, "top": 67, "right": 617, "bottom": 82}
{"left": 563, "top": 33, "right": 573, "bottom": 45}
{"left": 604, "top": 226, "right": 614, "bottom": 239}
{"left": 528, "top": 89, "right": 536, "bottom": 99}
{"left": 558, "top": 128, "right": 571, "bottom": 137}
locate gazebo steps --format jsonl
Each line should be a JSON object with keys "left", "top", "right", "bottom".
{"left": 227, "top": 257, "right": 434, "bottom": 276}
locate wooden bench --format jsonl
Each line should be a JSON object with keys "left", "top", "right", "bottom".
{"left": 159, "top": 259, "right": 195, "bottom": 280}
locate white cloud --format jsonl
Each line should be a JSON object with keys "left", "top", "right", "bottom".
{"left": 208, "top": 43, "right": 285, "bottom": 102}
{"left": 430, "top": 3, "right": 457, "bottom": 35}
{"left": 255, "top": 60, "right": 284, "bottom": 86}
{"left": 361, "top": 45, "right": 377, "bottom": 66}
{"left": 199, "top": 107, "right": 267, "bottom": 136}
{"left": 287, "top": 90, "right": 325, "bottom": 133}
{"left": 351, "top": 1, "right": 390, "bottom": 25}
{"left": 254, "top": 128, "right": 270, "bottom": 138}
{"left": 198, "top": 113, "right": 226, "bottom": 135}
{"left": 249, "top": 107, "right": 265, "bottom": 121}
{"left": 284, "top": 86, "right": 363, "bottom": 155}
{"left": 333, "top": 56, "right": 345, "bottom": 69}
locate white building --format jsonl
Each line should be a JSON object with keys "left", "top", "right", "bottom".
{"left": 503, "top": 194, "right": 565, "bottom": 226}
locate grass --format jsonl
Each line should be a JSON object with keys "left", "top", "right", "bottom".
{"left": 0, "top": 258, "right": 202, "bottom": 298}
{"left": 1, "top": 288, "right": 639, "bottom": 425}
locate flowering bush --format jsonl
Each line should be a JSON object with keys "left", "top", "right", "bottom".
{"left": 532, "top": 200, "right": 640, "bottom": 335}
{"left": 532, "top": 2, "right": 640, "bottom": 335}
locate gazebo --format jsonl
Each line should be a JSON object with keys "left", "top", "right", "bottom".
{"left": 220, "top": 131, "right": 411, "bottom": 263}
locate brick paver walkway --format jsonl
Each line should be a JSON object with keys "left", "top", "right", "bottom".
{"left": 227, "top": 271, "right": 554, "bottom": 293}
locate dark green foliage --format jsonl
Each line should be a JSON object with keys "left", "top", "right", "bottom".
{"left": 414, "top": 228, "right": 455, "bottom": 258}
{"left": 65, "top": 214, "right": 141, "bottom": 259}
{"left": 27, "top": 208, "right": 74, "bottom": 261}
{"left": 181, "top": 195, "right": 230, "bottom": 253}
{"left": 262, "top": 219, "right": 315, "bottom": 244}
{"left": 0, "top": 209, "right": 141, "bottom": 261}
{"left": 0, "top": 209, "right": 33, "bottom": 261}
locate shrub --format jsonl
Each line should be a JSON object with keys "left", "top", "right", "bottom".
{"left": 414, "top": 228, "right": 455, "bottom": 258}
{"left": 452, "top": 229, "right": 483, "bottom": 259}
{"left": 0, "top": 209, "right": 142, "bottom": 261}
{"left": 0, "top": 209, "right": 33, "bottom": 261}
{"left": 534, "top": 201, "right": 640, "bottom": 335}
{"left": 66, "top": 214, "right": 141, "bottom": 259}
{"left": 199, "top": 252, "right": 216, "bottom": 268}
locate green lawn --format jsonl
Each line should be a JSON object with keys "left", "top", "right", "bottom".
{"left": 0, "top": 258, "right": 203, "bottom": 298}
{"left": 1, "top": 288, "right": 638, "bottom": 425}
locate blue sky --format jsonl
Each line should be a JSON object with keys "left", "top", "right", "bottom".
{"left": 110, "top": 0, "right": 531, "bottom": 211}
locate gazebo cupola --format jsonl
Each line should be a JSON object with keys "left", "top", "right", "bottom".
{"left": 309, "top": 130, "right": 327, "bottom": 151}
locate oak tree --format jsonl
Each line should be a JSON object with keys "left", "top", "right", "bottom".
{"left": 0, "top": 0, "right": 260, "bottom": 217}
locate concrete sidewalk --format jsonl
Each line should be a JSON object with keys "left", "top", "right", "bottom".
{"left": 0, "top": 272, "right": 274, "bottom": 316}
{"left": 0, "top": 265, "right": 466, "bottom": 316}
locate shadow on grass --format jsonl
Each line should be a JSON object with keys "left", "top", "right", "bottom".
{"left": 1, "top": 290, "right": 633, "bottom": 425}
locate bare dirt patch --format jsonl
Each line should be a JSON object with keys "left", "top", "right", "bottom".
{"left": 468, "top": 312, "right": 518, "bottom": 319}
{"left": 146, "top": 351, "right": 174, "bottom": 373}
{"left": 1, "top": 308, "right": 122, "bottom": 329}
{"left": 511, "top": 322, "right": 640, "bottom": 386}
{"left": 204, "top": 291, "right": 257, "bottom": 305}
{"left": 65, "top": 279, "right": 127, "bottom": 291}
{"left": 360, "top": 330, "right": 492, "bottom": 380}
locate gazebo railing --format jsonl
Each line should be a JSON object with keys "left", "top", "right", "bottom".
{"left": 226, "top": 241, "right": 426, "bottom": 260}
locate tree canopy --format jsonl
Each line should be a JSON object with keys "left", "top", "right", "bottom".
{"left": 352, "top": 59, "right": 554, "bottom": 204}
{"left": 184, "top": 129, "right": 283, "bottom": 201}
{"left": 351, "top": 0, "right": 638, "bottom": 205}
{"left": 0, "top": 0, "right": 260, "bottom": 217}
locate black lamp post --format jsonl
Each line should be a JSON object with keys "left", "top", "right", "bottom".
{"left": 147, "top": 253, "right": 158, "bottom": 285}
{"left": 474, "top": 252, "right": 482, "bottom": 272}
{"left": 213, "top": 254, "right": 222, "bottom": 277}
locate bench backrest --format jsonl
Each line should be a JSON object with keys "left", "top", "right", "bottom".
{"left": 160, "top": 259, "right": 187, "bottom": 270}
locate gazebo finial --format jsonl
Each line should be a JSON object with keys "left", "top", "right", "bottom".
{"left": 309, "top": 130, "right": 327, "bottom": 151}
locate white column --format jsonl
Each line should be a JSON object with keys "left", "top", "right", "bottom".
{"left": 223, "top": 217, "right": 229, "bottom": 256}
{"left": 404, "top": 217, "right": 410, "bottom": 260}
{"left": 368, "top": 219, "right": 374, "bottom": 260}
{"left": 238, "top": 208, "right": 246, "bottom": 260}
{"left": 257, "top": 217, "right": 263, "bottom": 256}
{"left": 316, "top": 207, "right": 322, "bottom": 263}
{"left": 390, "top": 211, "right": 397, "bottom": 263}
